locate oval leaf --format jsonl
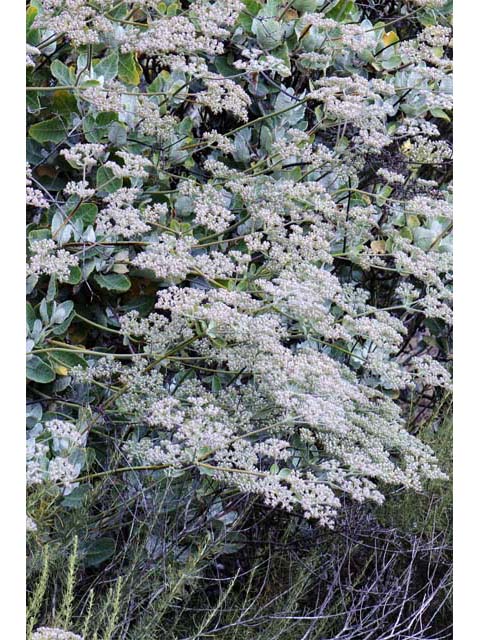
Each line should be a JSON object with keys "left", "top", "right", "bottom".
{"left": 94, "top": 273, "right": 132, "bottom": 292}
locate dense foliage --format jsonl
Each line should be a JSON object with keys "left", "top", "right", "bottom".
{"left": 26, "top": 1, "right": 452, "bottom": 638}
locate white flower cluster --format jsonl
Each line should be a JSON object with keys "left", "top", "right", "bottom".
{"left": 410, "top": 355, "right": 452, "bottom": 391}
{"left": 411, "top": 0, "right": 446, "bottom": 7}
{"left": 27, "top": 239, "right": 79, "bottom": 282}
{"left": 26, "top": 514, "right": 37, "bottom": 533}
{"left": 179, "top": 180, "right": 235, "bottom": 233}
{"left": 202, "top": 130, "right": 235, "bottom": 154}
{"left": 27, "top": 415, "right": 85, "bottom": 493}
{"left": 71, "top": 355, "right": 123, "bottom": 383}
{"left": 97, "top": 188, "right": 158, "bottom": 239}
{"left": 46, "top": 419, "right": 84, "bottom": 448}
{"left": 132, "top": 234, "right": 196, "bottom": 281}
{"left": 234, "top": 49, "right": 291, "bottom": 76}
{"left": 105, "top": 151, "right": 152, "bottom": 179}
{"left": 60, "top": 143, "right": 106, "bottom": 171}
{"left": 27, "top": 440, "right": 48, "bottom": 487}
{"left": 393, "top": 238, "right": 452, "bottom": 297}
{"left": 48, "top": 458, "right": 79, "bottom": 490}
{"left": 26, "top": 164, "right": 50, "bottom": 209}
{"left": 26, "top": 44, "right": 41, "bottom": 68}
{"left": 32, "top": 628, "right": 83, "bottom": 640}
{"left": 34, "top": 1, "right": 116, "bottom": 45}
{"left": 27, "top": 435, "right": 81, "bottom": 492}
{"left": 377, "top": 168, "right": 406, "bottom": 185}
{"left": 27, "top": 0, "right": 452, "bottom": 527}
{"left": 294, "top": 14, "right": 377, "bottom": 65}
{"left": 63, "top": 180, "right": 95, "bottom": 199}
{"left": 98, "top": 274, "right": 449, "bottom": 522}
{"left": 196, "top": 74, "right": 251, "bottom": 122}
{"left": 307, "top": 75, "right": 396, "bottom": 152}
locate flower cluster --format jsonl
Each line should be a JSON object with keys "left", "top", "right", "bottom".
{"left": 27, "top": 0, "right": 452, "bottom": 528}
{"left": 27, "top": 413, "right": 85, "bottom": 494}
{"left": 26, "top": 164, "right": 50, "bottom": 209}
{"left": 26, "top": 239, "right": 79, "bottom": 282}
{"left": 32, "top": 629, "right": 83, "bottom": 640}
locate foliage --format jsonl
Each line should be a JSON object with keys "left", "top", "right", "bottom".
{"left": 26, "top": 0, "right": 452, "bottom": 637}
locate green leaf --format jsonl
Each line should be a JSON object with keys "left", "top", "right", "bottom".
{"left": 50, "top": 350, "right": 88, "bottom": 369}
{"left": 399, "top": 227, "right": 414, "bottom": 241}
{"left": 381, "top": 55, "right": 402, "bottom": 70}
{"left": 84, "top": 111, "right": 118, "bottom": 143}
{"left": 26, "top": 303, "right": 36, "bottom": 330}
{"left": 178, "top": 117, "right": 194, "bottom": 136}
{"left": 27, "top": 138, "right": 45, "bottom": 166}
{"left": 211, "top": 375, "right": 222, "bottom": 392}
{"left": 26, "top": 5, "right": 38, "bottom": 30}
{"left": 406, "top": 214, "right": 421, "bottom": 229}
{"left": 52, "top": 89, "right": 78, "bottom": 117}
{"left": 61, "top": 485, "right": 90, "bottom": 509}
{"left": 29, "top": 229, "right": 51, "bottom": 244}
{"left": 96, "top": 165, "right": 122, "bottom": 193}
{"left": 26, "top": 355, "right": 56, "bottom": 384}
{"left": 166, "top": 1, "right": 180, "bottom": 16}
{"left": 85, "top": 538, "right": 115, "bottom": 567}
{"left": 119, "top": 295, "right": 155, "bottom": 315}
{"left": 52, "top": 300, "right": 74, "bottom": 323}
{"left": 430, "top": 108, "right": 451, "bottom": 122}
{"left": 222, "top": 533, "right": 246, "bottom": 554}
{"left": 252, "top": 18, "right": 284, "bottom": 50}
{"left": 94, "top": 273, "right": 132, "bottom": 292}
{"left": 46, "top": 275, "right": 58, "bottom": 302}
{"left": 376, "top": 185, "right": 393, "bottom": 207}
{"left": 51, "top": 313, "right": 75, "bottom": 336}
{"left": 292, "top": 0, "right": 319, "bottom": 12}
{"left": 271, "top": 43, "right": 291, "bottom": 77}
{"left": 199, "top": 464, "right": 217, "bottom": 477}
{"left": 26, "top": 6, "right": 42, "bottom": 45}
{"left": 326, "top": 0, "right": 356, "bottom": 21}
{"left": 29, "top": 116, "right": 67, "bottom": 144}
{"left": 108, "top": 121, "right": 128, "bottom": 146}
{"left": 66, "top": 265, "right": 82, "bottom": 285}
{"left": 27, "top": 91, "right": 41, "bottom": 113}
{"left": 93, "top": 51, "right": 119, "bottom": 82}
{"left": 51, "top": 60, "right": 75, "bottom": 86}
{"left": 147, "top": 74, "right": 166, "bottom": 94}
{"left": 238, "top": 11, "right": 253, "bottom": 30}
{"left": 214, "top": 56, "right": 239, "bottom": 78}
{"left": 106, "top": 1, "right": 130, "bottom": 19}
{"left": 169, "top": 219, "right": 192, "bottom": 234}
{"left": 118, "top": 52, "right": 142, "bottom": 85}
{"left": 73, "top": 203, "right": 98, "bottom": 226}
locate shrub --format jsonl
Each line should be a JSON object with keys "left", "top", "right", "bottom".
{"left": 26, "top": 0, "right": 452, "bottom": 637}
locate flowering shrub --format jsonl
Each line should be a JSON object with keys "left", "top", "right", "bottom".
{"left": 26, "top": 0, "right": 452, "bottom": 545}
